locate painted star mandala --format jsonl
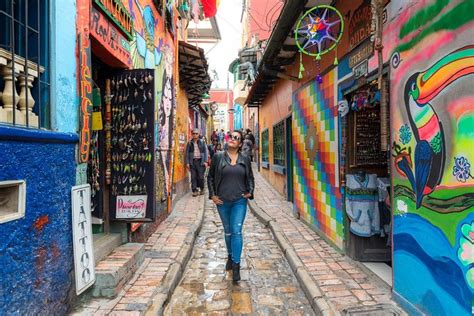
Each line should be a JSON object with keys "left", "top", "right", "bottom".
{"left": 295, "top": 5, "right": 344, "bottom": 58}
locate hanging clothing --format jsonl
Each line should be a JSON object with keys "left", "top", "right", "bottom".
{"left": 345, "top": 174, "right": 380, "bottom": 237}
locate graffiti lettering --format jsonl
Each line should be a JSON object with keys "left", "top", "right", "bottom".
{"left": 349, "top": 1, "right": 372, "bottom": 49}
{"left": 90, "top": 7, "right": 131, "bottom": 67}
{"left": 93, "top": 0, "right": 133, "bottom": 39}
{"left": 78, "top": 34, "right": 92, "bottom": 163}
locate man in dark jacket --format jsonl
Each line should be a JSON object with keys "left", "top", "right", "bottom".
{"left": 185, "top": 129, "right": 209, "bottom": 196}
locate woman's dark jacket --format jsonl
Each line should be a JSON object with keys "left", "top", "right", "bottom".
{"left": 207, "top": 151, "right": 255, "bottom": 200}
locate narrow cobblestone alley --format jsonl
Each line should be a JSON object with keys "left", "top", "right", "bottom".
{"left": 164, "top": 200, "right": 314, "bottom": 315}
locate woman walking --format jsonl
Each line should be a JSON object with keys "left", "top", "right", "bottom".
{"left": 207, "top": 130, "right": 254, "bottom": 282}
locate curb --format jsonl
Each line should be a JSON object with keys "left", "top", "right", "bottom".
{"left": 145, "top": 194, "right": 206, "bottom": 316}
{"left": 248, "top": 200, "right": 337, "bottom": 316}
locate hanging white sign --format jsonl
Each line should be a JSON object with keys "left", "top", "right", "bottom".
{"left": 71, "top": 184, "right": 96, "bottom": 295}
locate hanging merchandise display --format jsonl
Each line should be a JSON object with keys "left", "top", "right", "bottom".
{"left": 295, "top": 5, "right": 344, "bottom": 80}
{"left": 108, "top": 69, "right": 156, "bottom": 221}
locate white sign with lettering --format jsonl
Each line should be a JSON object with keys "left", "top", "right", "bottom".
{"left": 71, "top": 184, "right": 95, "bottom": 295}
{"left": 116, "top": 195, "right": 147, "bottom": 219}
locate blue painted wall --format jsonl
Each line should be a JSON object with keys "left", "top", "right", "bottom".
{"left": 51, "top": 0, "right": 78, "bottom": 133}
{"left": 0, "top": 0, "right": 79, "bottom": 313}
{"left": 0, "top": 129, "right": 77, "bottom": 314}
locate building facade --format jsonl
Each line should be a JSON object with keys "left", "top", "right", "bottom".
{"left": 246, "top": 0, "right": 474, "bottom": 314}
{"left": 0, "top": 0, "right": 79, "bottom": 314}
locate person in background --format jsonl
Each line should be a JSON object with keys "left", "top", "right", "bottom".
{"left": 185, "top": 128, "right": 208, "bottom": 196}
{"left": 241, "top": 133, "right": 254, "bottom": 161}
{"left": 224, "top": 131, "right": 230, "bottom": 144}
{"left": 207, "top": 130, "right": 254, "bottom": 282}
{"left": 218, "top": 129, "right": 225, "bottom": 146}
{"left": 245, "top": 129, "right": 255, "bottom": 145}
{"left": 208, "top": 138, "right": 219, "bottom": 160}
{"left": 211, "top": 129, "right": 218, "bottom": 143}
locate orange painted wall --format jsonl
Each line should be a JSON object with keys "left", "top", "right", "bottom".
{"left": 258, "top": 78, "right": 292, "bottom": 197}
{"left": 173, "top": 85, "right": 190, "bottom": 186}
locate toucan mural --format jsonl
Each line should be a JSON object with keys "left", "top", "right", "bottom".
{"left": 396, "top": 46, "right": 474, "bottom": 209}
{"left": 388, "top": 0, "right": 474, "bottom": 314}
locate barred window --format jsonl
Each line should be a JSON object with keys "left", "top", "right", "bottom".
{"left": 261, "top": 128, "right": 269, "bottom": 163}
{"left": 0, "top": 0, "right": 50, "bottom": 128}
{"left": 273, "top": 120, "right": 285, "bottom": 166}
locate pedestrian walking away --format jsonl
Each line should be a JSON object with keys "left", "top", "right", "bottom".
{"left": 241, "top": 132, "right": 255, "bottom": 161}
{"left": 207, "top": 130, "right": 255, "bottom": 282}
{"left": 185, "top": 128, "right": 208, "bottom": 196}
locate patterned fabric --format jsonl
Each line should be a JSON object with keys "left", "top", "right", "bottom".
{"left": 345, "top": 174, "right": 380, "bottom": 237}
{"left": 292, "top": 70, "right": 343, "bottom": 249}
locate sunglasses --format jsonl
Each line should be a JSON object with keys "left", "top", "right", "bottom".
{"left": 230, "top": 135, "right": 241, "bottom": 141}
{"left": 192, "top": 132, "right": 199, "bottom": 135}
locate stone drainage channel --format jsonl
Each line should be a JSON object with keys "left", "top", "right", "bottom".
{"left": 160, "top": 198, "right": 315, "bottom": 315}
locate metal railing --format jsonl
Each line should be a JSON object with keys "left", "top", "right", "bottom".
{"left": 0, "top": 0, "right": 49, "bottom": 129}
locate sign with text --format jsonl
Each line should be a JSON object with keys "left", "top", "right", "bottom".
{"left": 90, "top": 6, "right": 131, "bottom": 68}
{"left": 353, "top": 60, "right": 369, "bottom": 79}
{"left": 349, "top": 0, "right": 372, "bottom": 50}
{"left": 72, "top": 184, "right": 95, "bottom": 295}
{"left": 93, "top": 0, "right": 133, "bottom": 40}
{"left": 349, "top": 40, "right": 374, "bottom": 68}
{"left": 116, "top": 195, "right": 147, "bottom": 219}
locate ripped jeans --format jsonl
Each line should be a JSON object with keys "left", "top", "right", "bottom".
{"left": 216, "top": 198, "right": 248, "bottom": 263}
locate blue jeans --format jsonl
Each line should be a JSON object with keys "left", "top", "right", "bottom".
{"left": 216, "top": 198, "right": 248, "bottom": 263}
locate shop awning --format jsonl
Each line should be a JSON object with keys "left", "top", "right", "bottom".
{"left": 178, "top": 41, "right": 212, "bottom": 109}
{"left": 245, "top": 0, "right": 332, "bottom": 107}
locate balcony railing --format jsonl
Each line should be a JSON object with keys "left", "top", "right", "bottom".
{"left": 0, "top": 48, "right": 44, "bottom": 128}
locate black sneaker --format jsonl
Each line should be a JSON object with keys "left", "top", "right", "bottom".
{"left": 192, "top": 191, "right": 198, "bottom": 197}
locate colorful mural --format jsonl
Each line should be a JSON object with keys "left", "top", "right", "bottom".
{"left": 124, "top": 0, "right": 164, "bottom": 68}
{"left": 292, "top": 70, "right": 343, "bottom": 248}
{"left": 157, "top": 43, "right": 176, "bottom": 201}
{"left": 390, "top": 0, "right": 474, "bottom": 314}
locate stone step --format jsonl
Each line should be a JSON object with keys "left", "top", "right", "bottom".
{"left": 91, "top": 243, "right": 145, "bottom": 298}
{"left": 93, "top": 233, "right": 123, "bottom": 265}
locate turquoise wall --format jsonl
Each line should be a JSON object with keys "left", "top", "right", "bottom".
{"left": 52, "top": 0, "right": 78, "bottom": 133}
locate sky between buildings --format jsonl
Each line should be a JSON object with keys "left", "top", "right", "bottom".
{"left": 207, "top": 0, "right": 243, "bottom": 89}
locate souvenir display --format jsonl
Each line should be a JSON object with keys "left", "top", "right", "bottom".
{"left": 353, "top": 106, "right": 387, "bottom": 166}
{"left": 108, "top": 69, "right": 156, "bottom": 221}
{"left": 294, "top": 5, "right": 344, "bottom": 80}
{"left": 88, "top": 88, "right": 103, "bottom": 218}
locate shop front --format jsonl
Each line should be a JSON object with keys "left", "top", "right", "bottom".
{"left": 76, "top": 0, "right": 177, "bottom": 254}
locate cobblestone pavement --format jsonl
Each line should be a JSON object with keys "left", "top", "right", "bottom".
{"left": 164, "top": 199, "right": 315, "bottom": 315}
{"left": 251, "top": 169, "right": 402, "bottom": 313}
{"left": 71, "top": 193, "right": 204, "bottom": 315}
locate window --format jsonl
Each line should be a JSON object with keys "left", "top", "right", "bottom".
{"left": 273, "top": 120, "right": 285, "bottom": 166}
{"left": 261, "top": 129, "right": 269, "bottom": 164}
{"left": 0, "top": 180, "right": 26, "bottom": 224}
{"left": 0, "top": 0, "right": 50, "bottom": 128}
